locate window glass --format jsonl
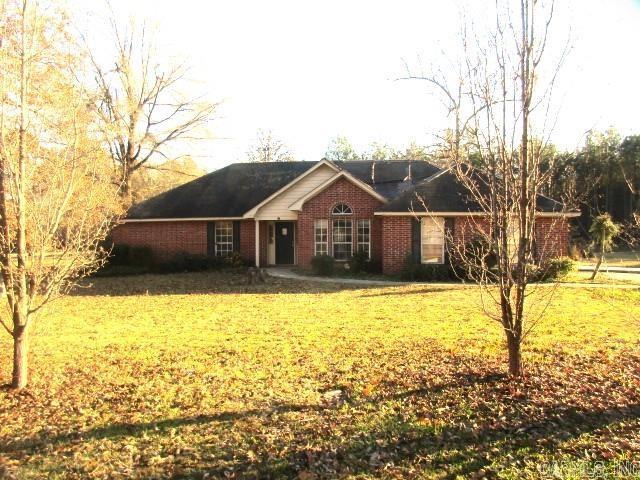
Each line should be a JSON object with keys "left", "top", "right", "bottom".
{"left": 506, "top": 221, "right": 520, "bottom": 260}
{"left": 421, "top": 217, "right": 444, "bottom": 264}
{"left": 332, "top": 218, "right": 352, "bottom": 260}
{"left": 331, "top": 204, "right": 353, "bottom": 215}
{"left": 357, "top": 219, "right": 371, "bottom": 259}
{"left": 215, "top": 221, "right": 233, "bottom": 257}
{"left": 314, "top": 219, "right": 328, "bottom": 256}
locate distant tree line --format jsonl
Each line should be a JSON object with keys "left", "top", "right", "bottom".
{"left": 542, "top": 130, "right": 640, "bottom": 231}
{"left": 324, "top": 136, "right": 433, "bottom": 163}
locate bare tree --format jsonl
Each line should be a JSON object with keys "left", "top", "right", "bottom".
{"left": 131, "top": 156, "right": 205, "bottom": 201}
{"left": 0, "top": 0, "right": 120, "bottom": 389}
{"left": 88, "top": 9, "right": 217, "bottom": 202}
{"left": 404, "top": 0, "right": 571, "bottom": 377}
{"left": 246, "top": 129, "right": 294, "bottom": 163}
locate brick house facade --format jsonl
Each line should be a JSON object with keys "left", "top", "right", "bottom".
{"left": 296, "top": 177, "right": 384, "bottom": 268}
{"left": 113, "top": 159, "right": 578, "bottom": 276}
{"left": 377, "top": 215, "right": 570, "bottom": 275}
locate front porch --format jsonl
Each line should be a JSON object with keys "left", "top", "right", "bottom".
{"left": 254, "top": 220, "right": 297, "bottom": 267}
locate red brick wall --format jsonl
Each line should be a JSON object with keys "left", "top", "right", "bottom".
{"left": 112, "top": 213, "right": 569, "bottom": 271}
{"left": 297, "top": 177, "right": 384, "bottom": 268}
{"left": 112, "top": 219, "right": 262, "bottom": 264}
{"left": 111, "top": 221, "right": 207, "bottom": 261}
{"left": 452, "top": 216, "right": 568, "bottom": 261}
{"left": 452, "top": 217, "right": 490, "bottom": 247}
{"left": 380, "top": 215, "right": 569, "bottom": 275}
{"left": 259, "top": 221, "right": 268, "bottom": 266}
{"left": 239, "top": 220, "right": 256, "bottom": 264}
{"left": 381, "top": 216, "right": 413, "bottom": 275}
{"left": 535, "top": 217, "right": 569, "bottom": 261}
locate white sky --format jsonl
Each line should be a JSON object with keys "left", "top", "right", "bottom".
{"left": 71, "top": 0, "right": 640, "bottom": 172}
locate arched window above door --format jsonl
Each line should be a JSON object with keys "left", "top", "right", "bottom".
{"left": 331, "top": 203, "right": 353, "bottom": 215}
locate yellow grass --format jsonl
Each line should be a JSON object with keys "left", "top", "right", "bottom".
{"left": 0, "top": 272, "right": 638, "bottom": 479}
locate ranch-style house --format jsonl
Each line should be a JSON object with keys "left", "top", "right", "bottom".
{"left": 112, "top": 159, "right": 578, "bottom": 275}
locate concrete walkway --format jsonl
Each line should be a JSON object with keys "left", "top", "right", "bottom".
{"left": 267, "top": 267, "right": 640, "bottom": 289}
{"left": 577, "top": 265, "right": 640, "bottom": 274}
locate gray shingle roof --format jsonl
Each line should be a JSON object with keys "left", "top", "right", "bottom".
{"left": 126, "top": 160, "right": 440, "bottom": 219}
{"left": 380, "top": 168, "right": 565, "bottom": 213}
{"left": 125, "top": 160, "right": 565, "bottom": 219}
{"left": 127, "top": 162, "right": 317, "bottom": 219}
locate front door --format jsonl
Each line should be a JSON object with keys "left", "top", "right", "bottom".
{"left": 275, "top": 221, "right": 295, "bottom": 265}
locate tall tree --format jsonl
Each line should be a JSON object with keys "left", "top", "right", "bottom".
{"left": 619, "top": 135, "right": 640, "bottom": 218}
{"left": 366, "top": 142, "right": 395, "bottom": 161}
{"left": 89, "top": 11, "right": 216, "bottom": 202}
{"left": 391, "top": 141, "right": 433, "bottom": 163}
{"left": 246, "top": 129, "right": 294, "bottom": 163}
{"left": 405, "top": 0, "right": 569, "bottom": 377}
{"left": 0, "top": 0, "right": 120, "bottom": 389}
{"left": 324, "top": 136, "right": 360, "bottom": 162}
{"left": 130, "top": 156, "right": 205, "bottom": 201}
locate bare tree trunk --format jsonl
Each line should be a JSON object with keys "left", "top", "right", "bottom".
{"left": 590, "top": 241, "right": 605, "bottom": 280}
{"left": 506, "top": 331, "right": 522, "bottom": 377}
{"left": 0, "top": 0, "right": 118, "bottom": 389}
{"left": 121, "top": 171, "right": 132, "bottom": 202}
{"left": 11, "top": 322, "right": 28, "bottom": 389}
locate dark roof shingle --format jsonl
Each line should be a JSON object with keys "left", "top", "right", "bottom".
{"left": 127, "top": 162, "right": 317, "bottom": 219}
{"left": 126, "top": 160, "right": 565, "bottom": 219}
{"left": 381, "top": 169, "right": 565, "bottom": 213}
{"left": 126, "top": 160, "right": 440, "bottom": 219}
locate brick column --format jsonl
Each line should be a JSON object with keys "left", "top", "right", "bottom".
{"left": 381, "top": 216, "right": 412, "bottom": 275}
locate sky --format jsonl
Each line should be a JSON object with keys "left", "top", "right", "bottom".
{"left": 70, "top": 0, "right": 640, "bottom": 172}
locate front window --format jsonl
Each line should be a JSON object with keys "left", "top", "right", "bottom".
{"left": 332, "top": 218, "right": 352, "bottom": 260}
{"left": 421, "top": 217, "right": 445, "bottom": 264}
{"left": 215, "top": 221, "right": 233, "bottom": 257}
{"left": 314, "top": 219, "right": 328, "bottom": 256}
{"left": 506, "top": 221, "right": 520, "bottom": 260}
{"left": 357, "top": 219, "right": 371, "bottom": 258}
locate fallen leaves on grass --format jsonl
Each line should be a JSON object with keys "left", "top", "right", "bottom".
{"left": 0, "top": 272, "right": 638, "bottom": 478}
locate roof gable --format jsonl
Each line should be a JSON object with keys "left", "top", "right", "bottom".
{"left": 289, "top": 170, "right": 387, "bottom": 211}
{"left": 244, "top": 160, "right": 339, "bottom": 218}
{"left": 249, "top": 161, "right": 339, "bottom": 219}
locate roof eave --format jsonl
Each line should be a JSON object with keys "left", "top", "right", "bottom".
{"left": 120, "top": 216, "right": 245, "bottom": 223}
{"left": 374, "top": 211, "right": 581, "bottom": 217}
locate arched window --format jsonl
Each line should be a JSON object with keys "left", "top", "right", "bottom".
{"left": 331, "top": 203, "right": 353, "bottom": 215}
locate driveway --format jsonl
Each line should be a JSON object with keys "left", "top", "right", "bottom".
{"left": 267, "top": 267, "right": 640, "bottom": 289}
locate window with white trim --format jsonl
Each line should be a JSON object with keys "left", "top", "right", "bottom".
{"left": 357, "top": 219, "right": 371, "bottom": 258}
{"left": 332, "top": 218, "right": 352, "bottom": 260}
{"left": 215, "top": 221, "right": 233, "bottom": 257}
{"left": 506, "top": 221, "right": 520, "bottom": 260}
{"left": 332, "top": 203, "right": 353, "bottom": 215}
{"left": 421, "top": 217, "right": 445, "bottom": 264}
{"left": 314, "top": 219, "right": 328, "bottom": 256}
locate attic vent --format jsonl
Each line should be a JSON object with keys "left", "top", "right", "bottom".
{"left": 371, "top": 162, "right": 376, "bottom": 183}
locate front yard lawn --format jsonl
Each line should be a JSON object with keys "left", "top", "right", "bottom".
{"left": 0, "top": 272, "right": 639, "bottom": 479}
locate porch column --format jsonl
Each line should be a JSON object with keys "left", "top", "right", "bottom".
{"left": 255, "top": 220, "right": 260, "bottom": 267}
